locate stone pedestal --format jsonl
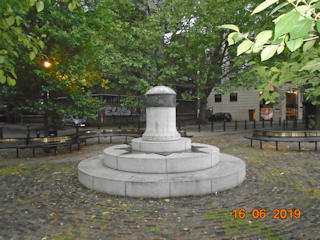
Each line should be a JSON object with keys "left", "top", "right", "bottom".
{"left": 142, "top": 86, "right": 181, "bottom": 141}
{"left": 78, "top": 86, "right": 246, "bottom": 197}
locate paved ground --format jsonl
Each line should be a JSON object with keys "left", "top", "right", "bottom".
{"left": 0, "top": 132, "right": 319, "bottom": 240}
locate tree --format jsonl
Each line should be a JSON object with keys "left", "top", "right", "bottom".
{"left": 159, "top": 0, "right": 274, "bottom": 121}
{"left": 0, "top": 0, "right": 77, "bottom": 86}
{"left": 220, "top": 0, "right": 320, "bottom": 127}
{"left": 96, "top": 0, "right": 272, "bottom": 121}
{"left": 1, "top": 0, "right": 103, "bottom": 134}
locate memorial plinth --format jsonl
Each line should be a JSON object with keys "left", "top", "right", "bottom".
{"left": 78, "top": 86, "right": 246, "bottom": 197}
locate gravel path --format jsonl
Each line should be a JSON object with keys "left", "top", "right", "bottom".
{"left": 0, "top": 134, "right": 319, "bottom": 240}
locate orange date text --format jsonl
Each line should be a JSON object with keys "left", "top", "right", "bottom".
{"left": 232, "top": 208, "right": 301, "bottom": 219}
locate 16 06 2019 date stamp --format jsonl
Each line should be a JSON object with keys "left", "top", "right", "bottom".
{"left": 232, "top": 208, "right": 301, "bottom": 219}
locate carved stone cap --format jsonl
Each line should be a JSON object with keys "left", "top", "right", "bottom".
{"left": 146, "top": 86, "right": 176, "bottom": 95}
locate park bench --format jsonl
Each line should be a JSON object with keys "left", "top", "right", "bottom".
{"left": 78, "top": 129, "right": 144, "bottom": 145}
{"left": 78, "top": 128, "right": 191, "bottom": 144}
{"left": 0, "top": 127, "right": 192, "bottom": 157}
{"left": 245, "top": 129, "right": 320, "bottom": 152}
{"left": 0, "top": 136, "right": 75, "bottom": 157}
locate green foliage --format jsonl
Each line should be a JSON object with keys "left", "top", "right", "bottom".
{"left": 0, "top": 0, "right": 104, "bottom": 125}
{"left": 220, "top": 0, "right": 320, "bottom": 63}
{"left": 91, "top": 0, "right": 270, "bottom": 113}
{"left": 0, "top": 0, "right": 77, "bottom": 87}
{"left": 219, "top": 0, "right": 320, "bottom": 105}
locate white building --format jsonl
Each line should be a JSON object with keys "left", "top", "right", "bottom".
{"left": 207, "top": 88, "right": 303, "bottom": 121}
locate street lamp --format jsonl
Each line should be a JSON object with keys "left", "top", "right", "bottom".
{"left": 43, "top": 60, "right": 52, "bottom": 68}
{"left": 42, "top": 60, "right": 52, "bottom": 137}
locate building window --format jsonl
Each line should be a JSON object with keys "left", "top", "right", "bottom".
{"left": 230, "top": 93, "right": 237, "bottom": 102}
{"left": 215, "top": 94, "right": 222, "bottom": 102}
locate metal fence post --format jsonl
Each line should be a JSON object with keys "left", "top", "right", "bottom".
{"left": 223, "top": 120, "right": 226, "bottom": 131}
{"left": 26, "top": 124, "right": 30, "bottom": 145}
{"left": 262, "top": 119, "right": 265, "bottom": 128}
{"left": 270, "top": 118, "right": 273, "bottom": 127}
{"left": 0, "top": 123, "right": 3, "bottom": 139}
{"left": 235, "top": 120, "right": 237, "bottom": 130}
{"left": 244, "top": 120, "right": 247, "bottom": 129}
{"left": 305, "top": 117, "right": 308, "bottom": 130}
{"left": 211, "top": 121, "right": 213, "bottom": 132}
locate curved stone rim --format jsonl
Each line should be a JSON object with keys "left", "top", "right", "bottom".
{"left": 102, "top": 143, "right": 220, "bottom": 173}
{"left": 78, "top": 150, "right": 246, "bottom": 198}
{"left": 132, "top": 137, "right": 191, "bottom": 152}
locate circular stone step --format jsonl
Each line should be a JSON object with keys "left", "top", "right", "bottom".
{"left": 78, "top": 150, "right": 246, "bottom": 198}
{"left": 103, "top": 143, "right": 220, "bottom": 173}
{"left": 131, "top": 137, "right": 191, "bottom": 153}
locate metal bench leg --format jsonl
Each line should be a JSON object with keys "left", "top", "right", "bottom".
{"left": 78, "top": 143, "right": 80, "bottom": 151}
{"left": 298, "top": 142, "right": 301, "bottom": 152}
{"left": 315, "top": 142, "right": 317, "bottom": 151}
{"left": 16, "top": 148, "right": 19, "bottom": 158}
{"left": 33, "top": 147, "right": 35, "bottom": 157}
{"left": 125, "top": 136, "right": 128, "bottom": 144}
{"left": 250, "top": 139, "right": 253, "bottom": 147}
{"left": 276, "top": 141, "right": 278, "bottom": 151}
{"left": 54, "top": 147, "right": 57, "bottom": 155}
{"left": 260, "top": 140, "right": 263, "bottom": 150}
{"left": 69, "top": 143, "right": 72, "bottom": 153}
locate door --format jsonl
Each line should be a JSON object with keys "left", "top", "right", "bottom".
{"left": 249, "top": 109, "right": 255, "bottom": 121}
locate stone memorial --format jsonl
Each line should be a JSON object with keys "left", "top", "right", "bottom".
{"left": 78, "top": 86, "right": 246, "bottom": 197}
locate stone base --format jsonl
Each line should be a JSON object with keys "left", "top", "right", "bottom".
{"left": 131, "top": 137, "right": 191, "bottom": 153}
{"left": 103, "top": 143, "right": 220, "bottom": 173}
{"left": 78, "top": 144, "right": 246, "bottom": 198}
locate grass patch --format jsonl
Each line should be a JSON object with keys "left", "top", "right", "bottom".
{"left": 0, "top": 164, "right": 32, "bottom": 177}
{"left": 148, "top": 227, "right": 160, "bottom": 232}
{"left": 51, "top": 225, "right": 89, "bottom": 240}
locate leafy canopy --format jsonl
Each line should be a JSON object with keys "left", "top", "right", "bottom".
{"left": 219, "top": 0, "right": 320, "bottom": 104}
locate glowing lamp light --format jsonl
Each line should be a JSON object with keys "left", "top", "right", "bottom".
{"left": 43, "top": 60, "right": 52, "bottom": 68}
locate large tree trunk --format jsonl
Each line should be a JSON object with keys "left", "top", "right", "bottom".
{"left": 279, "top": 89, "right": 286, "bottom": 121}
{"left": 199, "top": 98, "right": 209, "bottom": 123}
